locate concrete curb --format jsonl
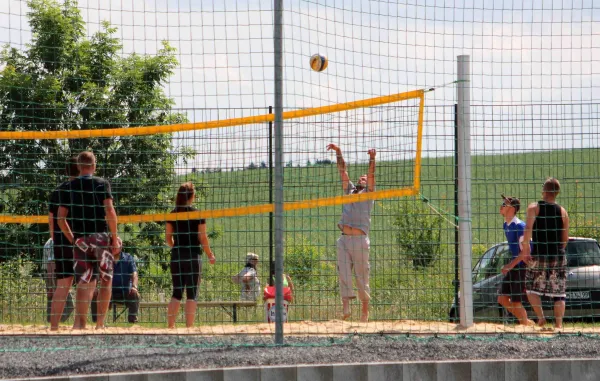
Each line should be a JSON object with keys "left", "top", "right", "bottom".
{"left": 10, "top": 358, "right": 600, "bottom": 381}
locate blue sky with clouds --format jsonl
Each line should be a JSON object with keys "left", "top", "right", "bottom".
{"left": 1, "top": 0, "right": 598, "bottom": 170}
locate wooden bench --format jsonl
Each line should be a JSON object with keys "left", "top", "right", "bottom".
{"left": 133, "top": 300, "right": 257, "bottom": 323}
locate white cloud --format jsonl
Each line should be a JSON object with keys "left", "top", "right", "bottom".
{"left": 1, "top": 0, "right": 599, "bottom": 169}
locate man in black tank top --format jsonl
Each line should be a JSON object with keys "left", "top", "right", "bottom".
{"left": 521, "top": 178, "right": 569, "bottom": 330}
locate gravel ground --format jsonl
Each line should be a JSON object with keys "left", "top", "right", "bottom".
{"left": 2, "top": 334, "right": 600, "bottom": 380}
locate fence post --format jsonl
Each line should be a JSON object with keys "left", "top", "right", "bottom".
{"left": 457, "top": 55, "right": 474, "bottom": 328}
{"left": 269, "top": 106, "right": 274, "bottom": 287}
{"left": 273, "top": 0, "right": 285, "bottom": 344}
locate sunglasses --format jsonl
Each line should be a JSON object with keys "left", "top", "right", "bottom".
{"left": 501, "top": 203, "right": 513, "bottom": 208}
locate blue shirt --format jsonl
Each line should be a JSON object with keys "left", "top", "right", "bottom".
{"left": 503, "top": 217, "right": 526, "bottom": 265}
{"left": 112, "top": 252, "right": 137, "bottom": 294}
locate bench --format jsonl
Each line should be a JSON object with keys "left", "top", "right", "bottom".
{"left": 125, "top": 300, "right": 257, "bottom": 323}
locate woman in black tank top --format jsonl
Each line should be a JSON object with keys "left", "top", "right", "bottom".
{"left": 165, "top": 182, "right": 216, "bottom": 328}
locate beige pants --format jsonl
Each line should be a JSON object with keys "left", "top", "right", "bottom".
{"left": 337, "top": 235, "right": 371, "bottom": 302}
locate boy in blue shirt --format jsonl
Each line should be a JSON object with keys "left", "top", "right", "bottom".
{"left": 498, "top": 195, "right": 533, "bottom": 326}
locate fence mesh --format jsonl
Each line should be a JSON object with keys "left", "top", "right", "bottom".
{"left": 0, "top": 0, "right": 599, "bottom": 346}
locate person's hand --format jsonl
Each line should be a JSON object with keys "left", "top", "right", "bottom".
{"left": 368, "top": 149, "right": 376, "bottom": 159}
{"left": 111, "top": 237, "right": 121, "bottom": 256}
{"left": 207, "top": 252, "right": 216, "bottom": 265}
{"left": 501, "top": 264, "right": 511, "bottom": 275}
{"left": 129, "top": 286, "right": 139, "bottom": 298}
{"left": 326, "top": 144, "right": 341, "bottom": 153}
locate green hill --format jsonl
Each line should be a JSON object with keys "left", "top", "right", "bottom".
{"left": 157, "top": 148, "right": 600, "bottom": 322}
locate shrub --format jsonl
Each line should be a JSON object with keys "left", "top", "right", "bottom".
{"left": 284, "top": 236, "right": 323, "bottom": 284}
{"left": 391, "top": 198, "right": 444, "bottom": 269}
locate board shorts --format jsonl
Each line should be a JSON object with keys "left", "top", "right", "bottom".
{"left": 498, "top": 266, "right": 527, "bottom": 303}
{"left": 526, "top": 250, "right": 567, "bottom": 298}
{"left": 73, "top": 232, "right": 114, "bottom": 283}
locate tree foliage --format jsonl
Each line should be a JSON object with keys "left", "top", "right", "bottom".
{"left": 0, "top": 0, "right": 193, "bottom": 260}
{"left": 392, "top": 198, "right": 444, "bottom": 269}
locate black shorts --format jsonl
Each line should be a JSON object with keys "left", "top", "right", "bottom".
{"left": 499, "top": 266, "right": 527, "bottom": 303}
{"left": 170, "top": 254, "right": 202, "bottom": 301}
{"left": 53, "top": 243, "right": 74, "bottom": 280}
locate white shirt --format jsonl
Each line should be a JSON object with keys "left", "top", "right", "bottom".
{"left": 232, "top": 266, "right": 260, "bottom": 301}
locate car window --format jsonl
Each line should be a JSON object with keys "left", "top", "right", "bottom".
{"left": 566, "top": 241, "right": 600, "bottom": 267}
{"left": 492, "top": 245, "right": 512, "bottom": 274}
{"left": 474, "top": 246, "right": 497, "bottom": 283}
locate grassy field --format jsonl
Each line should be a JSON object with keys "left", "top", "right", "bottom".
{"left": 1, "top": 148, "right": 599, "bottom": 326}
{"left": 172, "top": 147, "right": 600, "bottom": 323}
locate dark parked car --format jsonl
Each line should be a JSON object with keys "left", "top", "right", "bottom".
{"left": 449, "top": 237, "right": 600, "bottom": 322}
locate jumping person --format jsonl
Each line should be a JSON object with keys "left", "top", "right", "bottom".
{"left": 165, "top": 182, "right": 216, "bottom": 328}
{"left": 327, "top": 144, "right": 376, "bottom": 322}
{"left": 497, "top": 195, "right": 533, "bottom": 326}
{"left": 522, "top": 178, "right": 569, "bottom": 330}
{"left": 57, "top": 151, "right": 120, "bottom": 329}
{"left": 47, "top": 156, "right": 78, "bottom": 330}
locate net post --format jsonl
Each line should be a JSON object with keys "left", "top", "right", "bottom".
{"left": 269, "top": 106, "right": 274, "bottom": 287}
{"left": 457, "top": 55, "right": 474, "bottom": 328}
{"left": 453, "top": 103, "right": 460, "bottom": 321}
{"left": 273, "top": 0, "right": 285, "bottom": 345}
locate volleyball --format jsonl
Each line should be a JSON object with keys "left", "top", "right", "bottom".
{"left": 310, "top": 54, "right": 328, "bottom": 72}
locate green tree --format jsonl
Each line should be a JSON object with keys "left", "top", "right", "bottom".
{"left": 392, "top": 198, "right": 444, "bottom": 269}
{"left": 0, "top": 0, "right": 193, "bottom": 261}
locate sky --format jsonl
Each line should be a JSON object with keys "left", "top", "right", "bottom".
{"left": 1, "top": 0, "right": 599, "bottom": 171}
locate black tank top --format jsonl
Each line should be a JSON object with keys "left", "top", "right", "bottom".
{"left": 532, "top": 201, "right": 564, "bottom": 257}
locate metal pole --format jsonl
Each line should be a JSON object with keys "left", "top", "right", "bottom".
{"left": 457, "top": 55, "right": 473, "bottom": 328}
{"left": 269, "top": 106, "right": 274, "bottom": 287}
{"left": 453, "top": 104, "right": 460, "bottom": 321}
{"left": 273, "top": 0, "right": 285, "bottom": 344}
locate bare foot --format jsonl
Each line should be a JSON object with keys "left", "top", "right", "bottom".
{"left": 342, "top": 313, "right": 351, "bottom": 321}
{"left": 521, "top": 319, "right": 536, "bottom": 326}
{"left": 537, "top": 318, "right": 547, "bottom": 327}
{"left": 360, "top": 314, "right": 369, "bottom": 323}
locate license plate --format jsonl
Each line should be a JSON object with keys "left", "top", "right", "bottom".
{"left": 566, "top": 291, "right": 590, "bottom": 300}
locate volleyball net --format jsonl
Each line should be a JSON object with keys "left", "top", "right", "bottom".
{"left": 2, "top": 0, "right": 600, "bottom": 341}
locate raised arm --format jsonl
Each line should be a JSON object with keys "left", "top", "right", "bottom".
{"left": 327, "top": 144, "right": 350, "bottom": 192}
{"left": 367, "top": 149, "right": 376, "bottom": 192}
